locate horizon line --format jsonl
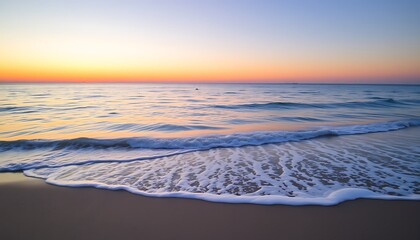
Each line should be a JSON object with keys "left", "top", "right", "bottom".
{"left": 1, "top": 81, "right": 419, "bottom": 85}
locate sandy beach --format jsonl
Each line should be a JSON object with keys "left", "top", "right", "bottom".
{"left": 1, "top": 173, "right": 419, "bottom": 240}
{"left": 2, "top": 0, "right": 420, "bottom": 238}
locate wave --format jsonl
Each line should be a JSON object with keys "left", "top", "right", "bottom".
{"left": 22, "top": 127, "right": 420, "bottom": 205}
{"left": 106, "top": 123, "right": 225, "bottom": 132}
{"left": 272, "top": 116, "right": 324, "bottom": 122}
{"left": 0, "top": 106, "right": 36, "bottom": 114}
{"left": 0, "top": 105, "right": 97, "bottom": 114}
{"left": 212, "top": 98, "right": 418, "bottom": 110}
{"left": 2, "top": 119, "right": 419, "bottom": 152}
{"left": 0, "top": 106, "right": 29, "bottom": 112}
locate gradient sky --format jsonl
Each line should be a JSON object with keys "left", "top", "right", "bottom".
{"left": 1, "top": 0, "right": 419, "bottom": 83}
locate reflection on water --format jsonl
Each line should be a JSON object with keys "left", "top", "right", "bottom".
{"left": 1, "top": 83, "right": 419, "bottom": 205}
{"left": 0, "top": 83, "right": 419, "bottom": 140}
{"left": 0, "top": 172, "right": 36, "bottom": 184}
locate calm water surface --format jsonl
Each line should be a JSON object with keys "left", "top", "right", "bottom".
{"left": 1, "top": 83, "right": 419, "bottom": 140}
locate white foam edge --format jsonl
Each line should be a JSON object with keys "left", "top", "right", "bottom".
{"left": 23, "top": 170, "right": 420, "bottom": 206}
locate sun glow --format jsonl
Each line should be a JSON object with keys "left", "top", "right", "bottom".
{"left": 0, "top": 0, "right": 419, "bottom": 83}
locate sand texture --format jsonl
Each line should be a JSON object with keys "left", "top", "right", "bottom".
{"left": 1, "top": 173, "right": 419, "bottom": 240}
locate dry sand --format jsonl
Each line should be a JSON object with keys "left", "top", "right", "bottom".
{"left": 1, "top": 173, "right": 419, "bottom": 240}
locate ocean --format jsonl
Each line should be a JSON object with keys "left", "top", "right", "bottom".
{"left": 0, "top": 83, "right": 419, "bottom": 205}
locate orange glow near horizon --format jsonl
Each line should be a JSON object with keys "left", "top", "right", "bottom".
{"left": 2, "top": 57, "right": 419, "bottom": 83}
{"left": 1, "top": 36, "right": 419, "bottom": 83}
{"left": 1, "top": 1, "right": 419, "bottom": 84}
{"left": 1, "top": 34, "right": 419, "bottom": 83}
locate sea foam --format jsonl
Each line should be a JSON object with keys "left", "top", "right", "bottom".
{"left": 23, "top": 127, "right": 420, "bottom": 205}
{"left": 1, "top": 83, "right": 420, "bottom": 206}
{"left": 1, "top": 119, "right": 419, "bottom": 172}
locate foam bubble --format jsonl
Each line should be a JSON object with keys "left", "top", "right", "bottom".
{"left": 24, "top": 128, "right": 420, "bottom": 205}
{"left": 1, "top": 119, "right": 419, "bottom": 172}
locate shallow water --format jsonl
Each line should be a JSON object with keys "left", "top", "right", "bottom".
{"left": 1, "top": 83, "right": 419, "bottom": 205}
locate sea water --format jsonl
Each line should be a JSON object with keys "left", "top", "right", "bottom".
{"left": 0, "top": 83, "right": 419, "bottom": 205}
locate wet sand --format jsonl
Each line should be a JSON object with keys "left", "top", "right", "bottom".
{"left": 1, "top": 173, "right": 419, "bottom": 240}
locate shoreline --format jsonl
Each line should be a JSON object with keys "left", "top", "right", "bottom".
{"left": 1, "top": 173, "right": 419, "bottom": 240}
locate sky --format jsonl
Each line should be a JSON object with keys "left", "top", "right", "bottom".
{"left": 0, "top": 0, "right": 419, "bottom": 83}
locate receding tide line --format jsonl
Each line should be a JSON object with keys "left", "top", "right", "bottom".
{"left": 0, "top": 149, "right": 196, "bottom": 172}
{"left": 20, "top": 171, "right": 420, "bottom": 206}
